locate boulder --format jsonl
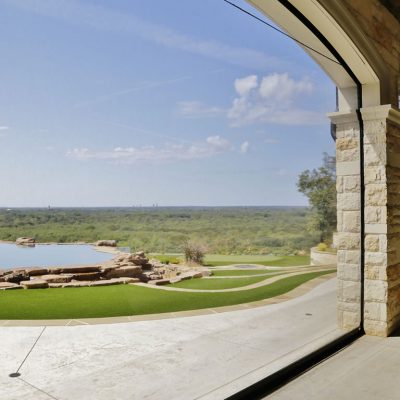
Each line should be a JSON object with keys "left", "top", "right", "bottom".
{"left": 100, "top": 265, "right": 116, "bottom": 274}
{"left": 0, "top": 282, "right": 22, "bottom": 290}
{"left": 39, "top": 274, "right": 73, "bottom": 284}
{"left": 70, "top": 272, "right": 102, "bottom": 281}
{"left": 26, "top": 268, "right": 49, "bottom": 276}
{"left": 137, "top": 273, "right": 150, "bottom": 283}
{"left": 89, "top": 280, "right": 122, "bottom": 287}
{"left": 104, "top": 266, "right": 142, "bottom": 279}
{"left": 20, "top": 279, "right": 49, "bottom": 289}
{"left": 111, "top": 277, "right": 140, "bottom": 284}
{"left": 4, "top": 271, "right": 30, "bottom": 284}
{"left": 58, "top": 266, "right": 101, "bottom": 274}
{"left": 116, "top": 254, "right": 130, "bottom": 262}
{"left": 62, "top": 282, "right": 91, "bottom": 288}
{"left": 95, "top": 240, "right": 117, "bottom": 247}
{"left": 147, "top": 279, "right": 171, "bottom": 286}
{"left": 16, "top": 237, "right": 35, "bottom": 246}
{"left": 131, "top": 256, "right": 149, "bottom": 266}
{"left": 48, "top": 283, "right": 64, "bottom": 288}
{"left": 179, "top": 275, "right": 193, "bottom": 281}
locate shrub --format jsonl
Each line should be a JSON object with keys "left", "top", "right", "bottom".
{"left": 317, "top": 242, "right": 328, "bottom": 251}
{"left": 155, "top": 255, "right": 181, "bottom": 264}
{"left": 183, "top": 240, "right": 206, "bottom": 264}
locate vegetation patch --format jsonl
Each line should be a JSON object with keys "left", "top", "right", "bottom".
{"left": 0, "top": 207, "right": 319, "bottom": 255}
{"left": 168, "top": 274, "right": 285, "bottom": 290}
{"left": 0, "top": 270, "right": 334, "bottom": 320}
{"left": 152, "top": 254, "right": 182, "bottom": 264}
{"left": 205, "top": 255, "right": 310, "bottom": 267}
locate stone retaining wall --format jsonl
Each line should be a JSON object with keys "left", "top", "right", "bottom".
{"left": 310, "top": 247, "right": 337, "bottom": 266}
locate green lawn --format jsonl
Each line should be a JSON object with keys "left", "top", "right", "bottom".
{"left": 204, "top": 254, "right": 310, "bottom": 267}
{"left": 210, "top": 269, "right": 284, "bottom": 277}
{"left": 151, "top": 254, "right": 183, "bottom": 264}
{"left": 168, "top": 274, "right": 284, "bottom": 290}
{"left": 150, "top": 254, "right": 310, "bottom": 267}
{"left": 0, "top": 270, "right": 334, "bottom": 319}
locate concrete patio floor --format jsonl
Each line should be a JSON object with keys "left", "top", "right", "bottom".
{"left": 267, "top": 334, "right": 400, "bottom": 400}
{"left": 1, "top": 277, "right": 340, "bottom": 400}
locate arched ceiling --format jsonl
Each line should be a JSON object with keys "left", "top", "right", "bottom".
{"left": 246, "top": 0, "right": 392, "bottom": 108}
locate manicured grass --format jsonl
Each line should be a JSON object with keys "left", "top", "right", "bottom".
{"left": 211, "top": 269, "right": 284, "bottom": 277}
{"left": 264, "top": 255, "right": 310, "bottom": 267}
{"left": 150, "top": 253, "right": 310, "bottom": 267}
{"left": 205, "top": 254, "right": 280, "bottom": 263}
{"left": 168, "top": 274, "right": 285, "bottom": 290}
{"left": 205, "top": 255, "right": 310, "bottom": 267}
{"left": 0, "top": 270, "right": 334, "bottom": 319}
{"left": 151, "top": 254, "right": 183, "bottom": 264}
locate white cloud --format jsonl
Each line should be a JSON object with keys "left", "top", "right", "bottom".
{"left": 67, "top": 135, "right": 232, "bottom": 164}
{"left": 3, "top": 0, "right": 284, "bottom": 70}
{"left": 206, "top": 135, "right": 231, "bottom": 150}
{"left": 228, "top": 73, "right": 325, "bottom": 126}
{"left": 234, "top": 75, "right": 258, "bottom": 97}
{"left": 259, "top": 73, "right": 312, "bottom": 103}
{"left": 240, "top": 141, "right": 250, "bottom": 154}
{"left": 177, "top": 101, "right": 224, "bottom": 118}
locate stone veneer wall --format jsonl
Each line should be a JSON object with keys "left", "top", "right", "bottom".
{"left": 328, "top": 1, "right": 400, "bottom": 336}
{"left": 362, "top": 108, "right": 400, "bottom": 336}
{"left": 333, "top": 106, "right": 400, "bottom": 337}
{"left": 334, "top": 113, "right": 362, "bottom": 331}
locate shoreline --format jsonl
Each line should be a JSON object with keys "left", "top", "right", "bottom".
{"left": 0, "top": 241, "right": 124, "bottom": 270}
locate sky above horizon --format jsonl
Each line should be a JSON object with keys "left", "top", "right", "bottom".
{"left": 0, "top": 0, "right": 336, "bottom": 207}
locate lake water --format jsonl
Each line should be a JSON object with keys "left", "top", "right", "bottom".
{"left": 0, "top": 243, "right": 114, "bottom": 270}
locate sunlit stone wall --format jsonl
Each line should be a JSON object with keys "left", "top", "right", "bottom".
{"left": 332, "top": 107, "right": 400, "bottom": 336}
{"left": 332, "top": 112, "right": 362, "bottom": 331}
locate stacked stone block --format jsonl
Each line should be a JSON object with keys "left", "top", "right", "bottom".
{"left": 332, "top": 112, "right": 362, "bottom": 331}
{"left": 362, "top": 107, "right": 400, "bottom": 336}
{"left": 332, "top": 105, "right": 400, "bottom": 337}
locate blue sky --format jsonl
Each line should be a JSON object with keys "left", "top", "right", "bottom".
{"left": 0, "top": 0, "right": 335, "bottom": 207}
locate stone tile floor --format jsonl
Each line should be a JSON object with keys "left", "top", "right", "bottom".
{"left": 267, "top": 333, "right": 400, "bottom": 400}
{"left": 1, "top": 278, "right": 339, "bottom": 400}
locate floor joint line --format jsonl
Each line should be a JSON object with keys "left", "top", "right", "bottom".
{"left": 14, "top": 326, "right": 46, "bottom": 375}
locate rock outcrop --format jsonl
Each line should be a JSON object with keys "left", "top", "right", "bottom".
{"left": 16, "top": 237, "right": 35, "bottom": 246}
{"left": 95, "top": 240, "right": 117, "bottom": 247}
{"left": 0, "top": 251, "right": 210, "bottom": 289}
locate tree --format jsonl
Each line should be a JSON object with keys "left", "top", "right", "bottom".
{"left": 297, "top": 153, "right": 336, "bottom": 243}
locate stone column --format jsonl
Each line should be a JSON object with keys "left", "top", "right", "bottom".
{"left": 330, "top": 105, "right": 400, "bottom": 337}
{"left": 362, "top": 105, "right": 400, "bottom": 336}
{"left": 329, "top": 111, "right": 362, "bottom": 331}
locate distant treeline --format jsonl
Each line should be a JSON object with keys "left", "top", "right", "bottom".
{"left": 0, "top": 207, "right": 320, "bottom": 255}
